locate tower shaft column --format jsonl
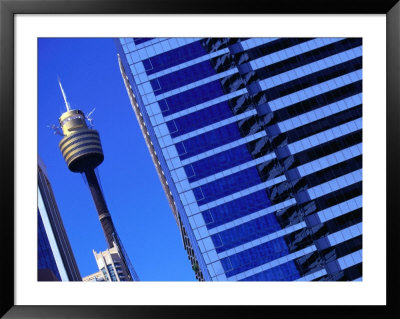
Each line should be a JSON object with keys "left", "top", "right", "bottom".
{"left": 84, "top": 168, "right": 117, "bottom": 249}
{"left": 55, "top": 83, "right": 139, "bottom": 280}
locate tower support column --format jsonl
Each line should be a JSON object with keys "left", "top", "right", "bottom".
{"left": 84, "top": 168, "right": 117, "bottom": 249}
{"left": 55, "top": 81, "right": 139, "bottom": 280}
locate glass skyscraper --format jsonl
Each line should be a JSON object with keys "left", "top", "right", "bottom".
{"left": 38, "top": 156, "right": 82, "bottom": 281}
{"left": 115, "top": 37, "right": 362, "bottom": 281}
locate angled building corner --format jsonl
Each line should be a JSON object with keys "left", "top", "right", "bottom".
{"left": 117, "top": 54, "right": 205, "bottom": 281}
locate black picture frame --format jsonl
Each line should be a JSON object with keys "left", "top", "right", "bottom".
{"left": 1, "top": 0, "right": 399, "bottom": 318}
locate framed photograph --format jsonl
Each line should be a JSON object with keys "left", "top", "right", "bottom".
{"left": 1, "top": 0, "right": 399, "bottom": 318}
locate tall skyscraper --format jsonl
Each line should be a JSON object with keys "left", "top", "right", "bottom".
{"left": 38, "top": 156, "right": 82, "bottom": 281}
{"left": 55, "top": 81, "right": 139, "bottom": 281}
{"left": 116, "top": 38, "right": 362, "bottom": 281}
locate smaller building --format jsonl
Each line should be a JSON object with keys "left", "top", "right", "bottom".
{"left": 82, "top": 270, "right": 105, "bottom": 282}
{"left": 84, "top": 244, "right": 131, "bottom": 282}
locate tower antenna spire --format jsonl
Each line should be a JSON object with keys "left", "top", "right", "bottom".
{"left": 58, "top": 77, "right": 71, "bottom": 111}
{"left": 56, "top": 82, "right": 139, "bottom": 281}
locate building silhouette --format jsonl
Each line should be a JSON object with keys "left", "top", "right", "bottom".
{"left": 55, "top": 81, "right": 139, "bottom": 281}
{"left": 38, "top": 156, "right": 82, "bottom": 281}
{"left": 116, "top": 37, "right": 362, "bottom": 281}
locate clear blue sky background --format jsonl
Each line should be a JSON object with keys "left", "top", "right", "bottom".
{"left": 38, "top": 38, "right": 196, "bottom": 281}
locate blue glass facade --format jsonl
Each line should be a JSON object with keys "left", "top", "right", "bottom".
{"left": 116, "top": 37, "right": 362, "bottom": 281}
{"left": 38, "top": 210, "right": 61, "bottom": 280}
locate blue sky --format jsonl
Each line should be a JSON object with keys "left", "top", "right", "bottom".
{"left": 38, "top": 38, "right": 196, "bottom": 281}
